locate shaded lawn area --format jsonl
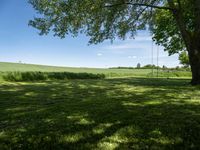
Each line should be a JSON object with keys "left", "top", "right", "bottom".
{"left": 0, "top": 78, "right": 200, "bottom": 149}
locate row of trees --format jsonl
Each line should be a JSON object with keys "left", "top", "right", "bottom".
{"left": 110, "top": 63, "right": 190, "bottom": 70}
{"left": 29, "top": 0, "right": 200, "bottom": 85}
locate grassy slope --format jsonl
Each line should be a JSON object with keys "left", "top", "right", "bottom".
{"left": 0, "top": 78, "right": 200, "bottom": 149}
{"left": 0, "top": 62, "right": 103, "bottom": 72}
{"left": 0, "top": 62, "right": 152, "bottom": 77}
{"left": 0, "top": 62, "right": 191, "bottom": 79}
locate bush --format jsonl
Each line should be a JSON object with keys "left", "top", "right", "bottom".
{"left": 3, "top": 72, "right": 47, "bottom": 81}
{"left": 48, "top": 72, "right": 105, "bottom": 80}
{"left": 3, "top": 71, "right": 105, "bottom": 82}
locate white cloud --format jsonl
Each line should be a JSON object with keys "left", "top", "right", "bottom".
{"left": 97, "top": 53, "right": 103, "bottom": 56}
{"left": 105, "top": 44, "right": 142, "bottom": 51}
{"left": 106, "top": 44, "right": 134, "bottom": 50}
{"left": 128, "top": 56, "right": 137, "bottom": 59}
{"left": 135, "top": 36, "right": 152, "bottom": 41}
{"left": 104, "top": 40, "right": 152, "bottom": 51}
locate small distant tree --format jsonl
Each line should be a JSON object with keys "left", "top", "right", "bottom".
{"left": 136, "top": 63, "right": 141, "bottom": 69}
{"left": 162, "top": 65, "right": 167, "bottom": 69}
{"left": 176, "top": 66, "right": 180, "bottom": 70}
{"left": 143, "top": 64, "right": 156, "bottom": 69}
{"left": 162, "top": 65, "right": 167, "bottom": 71}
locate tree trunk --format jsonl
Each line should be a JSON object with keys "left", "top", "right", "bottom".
{"left": 188, "top": 45, "right": 200, "bottom": 85}
{"left": 187, "top": 0, "right": 200, "bottom": 85}
{"left": 167, "top": 0, "right": 200, "bottom": 85}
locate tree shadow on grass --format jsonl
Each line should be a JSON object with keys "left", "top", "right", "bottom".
{"left": 0, "top": 78, "right": 200, "bottom": 149}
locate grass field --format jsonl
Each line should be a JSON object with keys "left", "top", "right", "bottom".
{"left": 0, "top": 62, "right": 152, "bottom": 77}
{"left": 0, "top": 62, "right": 191, "bottom": 79}
{"left": 0, "top": 77, "right": 200, "bottom": 149}
{"left": 0, "top": 62, "right": 199, "bottom": 149}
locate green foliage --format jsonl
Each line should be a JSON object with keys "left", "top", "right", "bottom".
{"left": 142, "top": 64, "right": 158, "bottom": 69}
{"left": 48, "top": 72, "right": 105, "bottom": 80}
{"left": 3, "top": 72, "right": 47, "bottom": 81}
{"left": 150, "top": 9, "right": 186, "bottom": 55}
{"left": 3, "top": 72, "right": 105, "bottom": 82}
{"left": 179, "top": 51, "right": 190, "bottom": 67}
{"left": 0, "top": 78, "right": 200, "bottom": 149}
{"left": 29, "top": 0, "right": 160, "bottom": 44}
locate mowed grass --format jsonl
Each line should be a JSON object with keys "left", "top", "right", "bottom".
{"left": 0, "top": 78, "right": 200, "bottom": 149}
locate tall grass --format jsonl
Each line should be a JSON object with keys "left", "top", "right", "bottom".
{"left": 3, "top": 72, "right": 105, "bottom": 82}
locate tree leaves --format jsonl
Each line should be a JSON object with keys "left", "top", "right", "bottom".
{"left": 29, "top": 0, "right": 161, "bottom": 43}
{"left": 29, "top": 0, "right": 192, "bottom": 54}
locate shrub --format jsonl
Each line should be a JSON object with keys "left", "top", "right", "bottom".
{"left": 3, "top": 72, "right": 47, "bottom": 81}
{"left": 48, "top": 72, "right": 105, "bottom": 80}
{"left": 3, "top": 71, "right": 105, "bottom": 82}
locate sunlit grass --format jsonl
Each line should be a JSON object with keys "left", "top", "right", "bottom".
{"left": 0, "top": 77, "right": 200, "bottom": 149}
{"left": 0, "top": 62, "right": 191, "bottom": 79}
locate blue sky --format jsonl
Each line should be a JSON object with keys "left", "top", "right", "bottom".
{"left": 0, "top": 0, "right": 179, "bottom": 68}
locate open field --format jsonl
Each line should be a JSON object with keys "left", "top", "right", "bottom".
{"left": 0, "top": 62, "right": 152, "bottom": 77}
{"left": 0, "top": 62, "right": 191, "bottom": 79}
{"left": 0, "top": 77, "right": 200, "bottom": 149}
{"left": 0, "top": 62, "right": 198, "bottom": 149}
{"left": 1, "top": 0, "right": 199, "bottom": 149}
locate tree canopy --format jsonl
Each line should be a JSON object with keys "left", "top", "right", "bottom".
{"left": 29, "top": 0, "right": 165, "bottom": 43}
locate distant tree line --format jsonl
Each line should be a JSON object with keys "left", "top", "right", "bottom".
{"left": 109, "top": 64, "right": 190, "bottom": 71}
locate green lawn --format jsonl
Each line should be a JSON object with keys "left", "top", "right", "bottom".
{"left": 0, "top": 77, "right": 200, "bottom": 149}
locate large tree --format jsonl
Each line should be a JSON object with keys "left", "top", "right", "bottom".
{"left": 29, "top": 0, "right": 200, "bottom": 85}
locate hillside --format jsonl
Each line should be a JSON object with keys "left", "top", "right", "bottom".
{"left": 0, "top": 62, "right": 191, "bottom": 79}
{"left": 0, "top": 62, "right": 152, "bottom": 77}
{"left": 0, "top": 62, "right": 93, "bottom": 72}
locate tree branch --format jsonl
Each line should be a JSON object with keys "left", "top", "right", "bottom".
{"left": 167, "top": 0, "right": 191, "bottom": 50}
{"left": 134, "top": 0, "right": 158, "bottom": 21}
{"left": 104, "top": 2, "right": 174, "bottom": 11}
